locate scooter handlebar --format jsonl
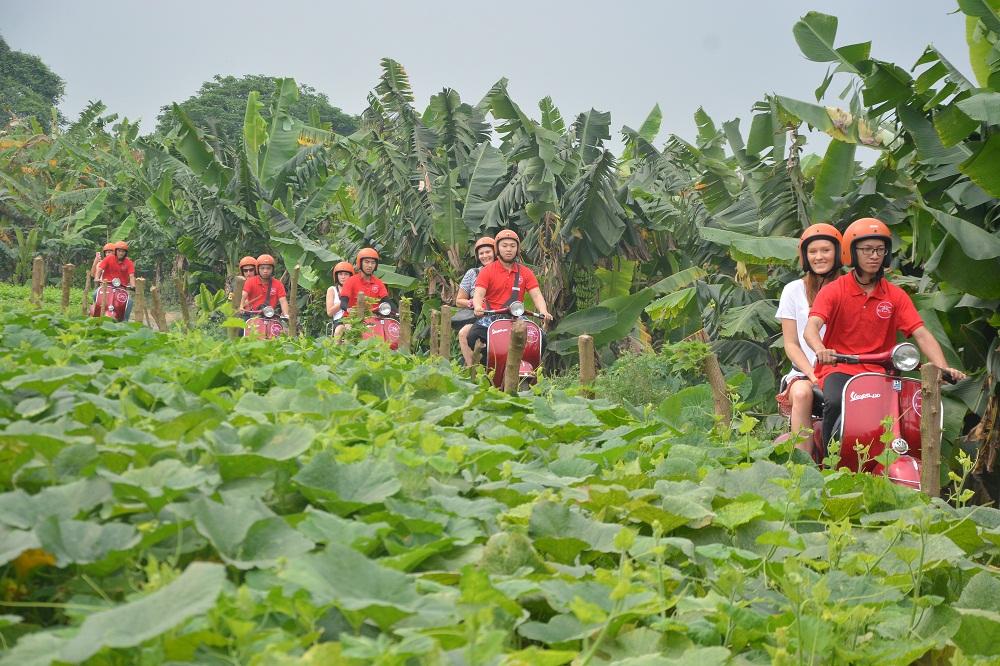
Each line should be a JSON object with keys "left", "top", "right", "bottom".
{"left": 481, "top": 307, "right": 543, "bottom": 319}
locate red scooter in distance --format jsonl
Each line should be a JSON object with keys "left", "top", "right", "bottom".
{"left": 244, "top": 306, "right": 287, "bottom": 339}
{"left": 90, "top": 278, "right": 132, "bottom": 321}
{"left": 482, "top": 301, "right": 543, "bottom": 389}
{"left": 362, "top": 301, "right": 401, "bottom": 350}
{"left": 814, "top": 342, "right": 954, "bottom": 490}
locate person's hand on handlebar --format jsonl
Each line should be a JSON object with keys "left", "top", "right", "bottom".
{"left": 815, "top": 348, "right": 838, "bottom": 365}
{"left": 474, "top": 305, "right": 485, "bottom": 317}
{"left": 942, "top": 367, "right": 967, "bottom": 383}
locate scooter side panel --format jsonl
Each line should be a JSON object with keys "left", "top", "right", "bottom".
{"left": 91, "top": 287, "right": 129, "bottom": 321}
{"left": 838, "top": 373, "right": 900, "bottom": 473}
{"left": 899, "top": 378, "right": 923, "bottom": 454}
{"left": 362, "top": 317, "right": 400, "bottom": 350}
{"left": 245, "top": 317, "right": 285, "bottom": 339}
{"left": 486, "top": 320, "right": 513, "bottom": 388}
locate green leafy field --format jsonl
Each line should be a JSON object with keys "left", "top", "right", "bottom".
{"left": 1, "top": 296, "right": 999, "bottom": 664}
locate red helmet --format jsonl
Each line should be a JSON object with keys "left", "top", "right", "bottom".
{"left": 798, "top": 223, "right": 843, "bottom": 274}
{"left": 332, "top": 261, "right": 355, "bottom": 278}
{"left": 102, "top": 242, "right": 115, "bottom": 252}
{"left": 256, "top": 254, "right": 276, "bottom": 268}
{"left": 842, "top": 217, "right": 892, "bottom": 269}
{"left": 356, "top": 247, "right": 380, "bottom": 268}
{"left": 474, "top": 236, "right": 496, "bottom": 256}
{"left": 114, "top": 241, "right": 129, "bottom": 252}
{"left": 494, "top": 229, "right": 520, "bottom": 245}
{"left": 239, "top": 256, "right": 258, "bottom": 269}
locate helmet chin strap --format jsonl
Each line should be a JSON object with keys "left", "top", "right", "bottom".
{"left": 852, "top": 268, "right": 882, "bottom": 286}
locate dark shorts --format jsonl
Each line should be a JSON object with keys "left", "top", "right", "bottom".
{"left": 466, "top": 325, "right": 489, "bottom": 363}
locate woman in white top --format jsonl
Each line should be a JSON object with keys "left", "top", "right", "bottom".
{"left": 326, "top": 261, "right": 355, "bottom": 337}
{"left": 776, "top": 223, "right": 844, "bottom": 452}
{"left": 456, "top": 237, "right": 496, "bottom": 366}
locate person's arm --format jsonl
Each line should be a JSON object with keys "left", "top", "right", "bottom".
{"left": 781, "top": 319, "right": 819, "bottom": 383}
{"left": 911, "top": 326, "right": 967, "bottom": 381}
{"left": 804, "top": 315, "right": 837, "bottom": 364}
{"left": 128, "top": 264, "right": 136, "bottom": 288}
{"left": 456, "top": 288, "right": 472, "bottom": 309}
{"left": 239, "top": 286, "right": 250, "bottom": 312}
{"left": 326, "top": 288, "right": 341, "bottom": 317}
{"left": 473, "top": 286, "right": 487, "bottom": 316}
{"left": 278, "top": 296, "right": 290, "bottom": 316}
{"left": 526, "top": 286, "right": 553, "bottom": 321}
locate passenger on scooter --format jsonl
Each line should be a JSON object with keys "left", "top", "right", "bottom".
{"left": 326, "top": 261, "right": 355, "bottom": 339}
{"left": 803, "top": 217, "right": 967, "bottom": 448}
{"left": 335, "top": 248, "right": 389, "bottom": 342}
{"left": 467, "top": 229, "right": 552, "bottom": 362}
{"left": 92, "top": 242, "right": 115, "bottom": 280}
{"left": 95, "top": 241, "right": 136, "bottom": 321}
{"left": 239, "top": 254, "right": 289, "bottom": 316}
{"left": 776, "top": 223, "right": 843, "bottom": 455}
{"left": 457, "top": 237, "right": 496, "bottom": 366}
{"left": 238, "top": 256, "right": 258, "bottom": 279}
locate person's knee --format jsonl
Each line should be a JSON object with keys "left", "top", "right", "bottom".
{"left": 790, "top": 381, "right": 813, "bottom": 407}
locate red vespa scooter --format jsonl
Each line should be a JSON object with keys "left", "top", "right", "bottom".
{"left": 90, "top": 278, "right": 132, "bottom": 321}
{"left": 244, "top": 306, "right": 287, "bottom": 339}
{"left": 482, "top": 301, "right": 543, "bottom": 389}
{"left": 795, "top": 342, "right": 952, "bottom": 490}
{"left": 362, "top": 301, "right": 401, "bottom": 350}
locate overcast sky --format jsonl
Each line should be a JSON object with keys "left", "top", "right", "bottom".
{"left": 4, "top": 1, "right": 971, "bottom": 155}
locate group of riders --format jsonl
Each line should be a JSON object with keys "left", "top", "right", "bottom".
{"left": 92, "top": 217, "right": 965, "bottom": 453}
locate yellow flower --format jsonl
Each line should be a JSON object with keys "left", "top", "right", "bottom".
{"left": 13, "top": 549, "right": 56, "bottom": 578}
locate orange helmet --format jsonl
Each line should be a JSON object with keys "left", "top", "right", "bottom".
{"left": 239, "top": 256, "right": 258, "bottom": 269}
{"left": 256, "top": 254, "right": 276, "bottom": 268}
{"left": 495, "top": 229, "right": 520, "bottom": 245}
{"left": 102, "top": 242, "right": 115, "bottom": 252}
{"left": 842, "top": 217, "right": 892, "bottom": 269}
{"left": 356, "top": 247, "right": 380, "bottom": 267}
{"left": 332, "top": 261, "right": 355, "bottom": 278}
{"left": 798, "top": 223, "right": 843, "bottom": 274}
{"left": 474, "top": 236, "right": 496, "bottom": 256}
{"left": 114, "top": 241, "right": 129, "bottom": 252}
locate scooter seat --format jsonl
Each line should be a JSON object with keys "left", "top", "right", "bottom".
{"left": 811, "top": 386, "right": 825, "bottom": 418}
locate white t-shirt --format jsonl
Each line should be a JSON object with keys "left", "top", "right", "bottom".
{"left": 327, "top": 286, "right": 345, "bottom": 321}
{"left": 775, "top": 279, "right": 825, "bottom": 384}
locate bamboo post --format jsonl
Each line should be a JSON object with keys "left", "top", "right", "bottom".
{"left": 150, "top": 286, "right": 168, "bottom": 332}
{"left": 100, "top": 278, "right": 110, "bottom": 317}
{"left": 82, "top": 269, "right": 92, "bottom": 315}
{"left": 398, "top": 297, "right": 412, "bottom": 353}
{"left": 355, "top": 292, "right": 368, "bottom": 321}
{"left": 30, "top": 256, "right": 44, "bottom": 306}
{"left": 470, "top": 340, "right": 484, "bottom": 382}
{"left": 439, "top": 305, "right": 452, "bottom": 360}
{"left": 578, "top": 334, "right": 596, "bottom": 398}
{"left": 228, "top": 276, "right": 246, "bottom": 340}
{"left": 134, "top": 278, "right": 147, "bottom": 327}
{"left": 61, "top": 264, "right": 73, "bottom": 312}
{"left": 503, "top": 320, "right": 527, "bottom": 394}
{"left": 920, "top": 364, "right": 943, "bottom": 497}
{"left": 288, "top": 264, "right": 300, "bottom": 336}
{"left": 175, "top": 272, "right": 191, "bottom": 329}
{"left": 429, "top": 309, "right": 440, "bottom": 356}
{"left": 696, "top": 330, "right": 732, "bottom": 431}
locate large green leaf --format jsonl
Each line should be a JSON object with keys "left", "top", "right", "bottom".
{"left": 191, "top": 495, "right": 314, "bottom": 569}
{"left": 171, "top": 103, "right": 228, "bottom": 190}
{"left": 258, "top": 78, "right": 302, "bottom": 194}
{"left": 574, "top": 109, "right": 612, "bottom": 165}
{"left": 595, "top": 259, "right": 636, "bottom": 301}
{"left": 698, "top": 227, "right": 799, "bottom": 264}
{"left": 293, "top": 451, "right": 401, "bottom": 514}
{"left": 792, "top": 12, "right": 866, "bottom": 73}
{"left": 461, "top": 143, "right": 507, "bottom": 232}
{"left": 719, "top": 299, "right": 779, "bottom": 340}
{"left": 650, "top": 266, "right": 709, "bottom": 294}
{"left": 560, "top": 149, "right": 627, "bottom": 263}
{"left": 960, "top": 134, "right": 1000, "bottom": 196}
{"left": 549, "top": 306, "right": 617, "bottom": 337}
{"left": 243, "top": 89, "right": 267, "bottom": 179}
{"left": 925, "top": 206, "right": 1000, "bottom": 260}
{"left": 811, "top": 139, "right": 856, "bottom": 221}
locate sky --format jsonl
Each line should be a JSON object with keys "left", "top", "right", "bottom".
{"left": 4, "top": 1, "right": 972, "bottom": 156}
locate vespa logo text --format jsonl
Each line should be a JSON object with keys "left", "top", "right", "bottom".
{"left": 849, "top": 391, "right": 881, "bottom": 402}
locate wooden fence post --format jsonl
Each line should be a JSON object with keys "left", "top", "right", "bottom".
{"left": 134, "top": 278, "right": 147, "bottom": 326}
{"left": 61, "top": 264, "right": 74, "bottom": 312}
{"left": 696, "top": 330, "right": 732, "bottom": 431}
{"left": 398, "top": 297, "right": 412, "bottom": 353}
{"left": 175, "top": 272, "right": 191, "bottom": 329}
{"left": 920, "top": 364, "right": 943, "bottom": 497}
{"left": 228, "top": 276, "right": 245, "bottom": 340}
{"left": 439, "top": 305, "right": 452, "bottom": 360}
{"left": 470, "top": 340, "right": 484, "bottom": 382}
{"left": 82, "top": 269, "right": 92, "bottom": 315}
{"left": 429, "top": 309, "right": 440, "bottom": 356}
{"left": 503, "top": 320, "right": 527, "bottom": 394}
{"left": 31, "top": 256, "right": 44, "bottom": 306}
{"left": 288, "top": 264, "right": 300, "bottom": 336}
{"left": 100, "top": 278, "right": 110, "bottom": 317}
{"left": 578, "top": 334, "right": 596, "bottom": 398}
{"left": 150, "top": 286, "right": 168, "bottom": 332}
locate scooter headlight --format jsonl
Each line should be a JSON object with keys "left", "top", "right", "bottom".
{"left": 891, "top": 343, "right": 920, "bottom": 372}
{"left": 509, "top": 301, "right": 525, "bottom": 317}
{"left": 377, "top": 302, "right": 392, "bottom": 316}
{"left": 262, "top": 306, "right": 275, "bottom": 318}
{"left": 111, "top": 277, "right": 122, "bottom": 287}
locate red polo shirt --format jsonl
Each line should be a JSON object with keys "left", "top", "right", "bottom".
{"left": 809, "top": 273, "right": 924, "bottom": 384}
{"left": 243, "top": 276, "right": 286, "bottom": 310}
{"left": 475, "top": 260, "right": 539, "bottom": 309}
{"left": 97, "top": 256, "right": 135, "bottom": 284}
{"left": 340, "top": 273, "right": 388, "bottom": 308}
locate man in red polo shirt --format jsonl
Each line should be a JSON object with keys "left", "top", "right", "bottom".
{"left": 95, "top": 241, "right": 136, "bottom": 320}
{"left": 240, "top": 253, "right": 289, "bottom": 314}
{"left": 335, "top": 247, "right": 389, "bottom": 342}
{"left": 466, "top": 229, "right": 552, "bottom": 365}
{"left": 804, "top": 217, "right": 965, "bottom": 447}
